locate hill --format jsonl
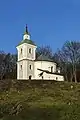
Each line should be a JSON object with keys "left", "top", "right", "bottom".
{"left": 0, "top": 80, "right": 80, "bottom": 120}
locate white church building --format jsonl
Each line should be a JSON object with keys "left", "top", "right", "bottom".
{"left": 16, "top": 25, "right": 64, "bottom": 81}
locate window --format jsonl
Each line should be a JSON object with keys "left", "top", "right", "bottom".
{"left": 21, "top": 48, "right": 22, "bottom": 54}
{"left": 42, "top": 76, "right": 43, "bottom": 79}
{"left": 51, "top": 66, "right": 53, "bottom": 73}
{"left": 29, "top": 65, "right": 31, "bottom": 70}
{"left": 29, "top": 48, "right": 31, "bottom": 54}
{"left": 29, "top": 75, "right": 32, "bottom": 80}
{"left": 20, "top": 65, "right": 22, "bottom": 70}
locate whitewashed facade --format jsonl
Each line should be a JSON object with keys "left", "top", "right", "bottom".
{"left": 16, "top": 26, "right": 64, "bottom": 81}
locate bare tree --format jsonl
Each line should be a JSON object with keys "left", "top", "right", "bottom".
{"left": 36, "top": 45, "right": 54, "bottom": 59}
{"left": 0, "top": 52, "right": 17, "bottom": 80}
{"left": 0, "top": 51, "right": 6, "bottom": 80}
{"left": 54, "top": 41, "right": 80, "bottom": 82}
{"left": 4, "top": 53, "right": 17, "bottom": 79}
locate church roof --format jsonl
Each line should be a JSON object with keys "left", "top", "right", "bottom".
{"left": 17, "top": 39, "right": 36, "bottom": 46}
{"left": 37, "top": 68, "right": 63, "bottom": 76}
{"left": 36, "top": 54, "right": 55, "bottom": 62}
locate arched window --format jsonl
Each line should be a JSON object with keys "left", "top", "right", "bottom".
{"left": 51, "top": 66, "right": 53, "bottom": 73}
{"left": 42, "top": 76, "right": 43, "bottom": 79}
{"left": 20, "top": 65, "right": 22, "bottom": 70}
{"left": 29, "top": 48, "right": 31, "bottom": 54}
{"left": 21, "top": 48, "right": 22, "bottom": 54}
{"left": 29, "top": 65, "right": 31, "bottom": 70}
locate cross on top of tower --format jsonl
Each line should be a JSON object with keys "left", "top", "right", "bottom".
{"left": 26, "top": 24, "right": 29, "bottom": 34}
{"left": 24, "top": 24, "right": 29, "bottom": 35}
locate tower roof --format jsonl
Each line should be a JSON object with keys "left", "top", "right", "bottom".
{"left": 24, "top": 24, "right": 30, "bottom": 35}
{"left": 17, "top": 39, "right": 36, "bottom": 46}
{"left": 17, "top": 25, "right": 36, "bottom": 47}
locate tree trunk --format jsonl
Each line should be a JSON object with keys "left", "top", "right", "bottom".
{"left": 74, "top": 70, "right": 77, "bottom": 83}
{"left": 70, "top": 72, "right": 73, "bottom": 82}
{"left": 75, "top": 64, "right": 77, "bottom": 82}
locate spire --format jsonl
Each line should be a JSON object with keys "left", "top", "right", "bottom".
{"left": 25, "top": 24, "right": 29, "bottom": 34}
{"left": 23, "top": 24, "right": 30, "bottom": 40}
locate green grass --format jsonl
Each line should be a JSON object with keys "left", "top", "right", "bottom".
{"left": 0, "top": 81, "right": 80, "bottom": 120}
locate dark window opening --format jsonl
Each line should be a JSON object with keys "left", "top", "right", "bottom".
{"left": 56, "top": 77, "right": 58, "bottom": 80}
{"left": 21, "top": 65, "right": 22, "bottom": 70}
{"left": 51, "top": 66, "right": 53, "bottom": 73}
{"left": 29, "top": 75, "right": 32, "bottom": 80}
{"left": 30, "top": 65, "right": 31, "bottom": 70}
{"left": 29, "top": 48, "right": 31, "bottom": 54}
{"left": 42, "top": 76, "right": 43, "bottom": 79}
{"left": 21, "top": 48, "right": 22, "bottom": 54}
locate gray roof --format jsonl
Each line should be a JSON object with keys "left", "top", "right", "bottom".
{"left": 36, "top": 54, "right": 54, "bottom": 62}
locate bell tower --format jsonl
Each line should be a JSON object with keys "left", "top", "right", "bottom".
{"left": 16, "top": 25, "right": 37, "bottom": 80}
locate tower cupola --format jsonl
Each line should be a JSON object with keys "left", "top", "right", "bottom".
{"left": 23, "top": 25, "right": 30, "bottom": 40}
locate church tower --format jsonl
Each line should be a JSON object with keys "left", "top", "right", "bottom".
{"left": 16, "top": 25, "right": 37, "bottom": 80}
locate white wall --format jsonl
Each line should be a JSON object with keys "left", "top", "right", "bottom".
{"left": 34, "top": 61, "right": 64, "bottom": 81}
{"left": 26, "top": 44, "right": 36, "bottom": 60}
{"left": 23, "top": 34, "right": 30, "bottom": 40}
{"left": 42, "top": 72, "right": 64, "bottom": 81}
{"left": 17, "top": 60, "right": 35, "bottom": 80}
{"left": 27, "top": 60, "right": 35, "bottom": 79}
{"left": 34, "top": 61, "right": 56, "bottom": 79}
{"left": 17, "top": 61, "right": 23, "bottom": 79}
{"left": 16, "top": 43, "right": 36, "bottom": 80}
{"left": 16, "top": 43, "right": 37, "bottom": 61}
{"left": 16, "top": 44, "right": 26, "bottom": 61}
{"left": 23, "top": 60, "right": 28, "bottom": 79}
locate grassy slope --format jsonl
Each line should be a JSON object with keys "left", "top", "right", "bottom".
{"left": 0, "top": 81, "right": 80, "bottom": 120}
